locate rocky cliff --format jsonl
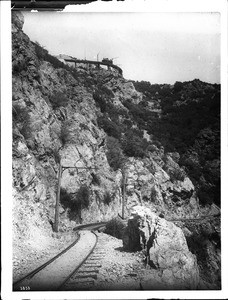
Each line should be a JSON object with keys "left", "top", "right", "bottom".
{"left": 123, "top": 206, "right": 200, "bottom": 289}
{"left": 12, "top": 11, "right": 220, "bottom": 289}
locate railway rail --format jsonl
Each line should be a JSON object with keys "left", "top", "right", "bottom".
{"left": 13, "top": 213, "right": 220, "bottom": 291}
{"left": 64, "top": 58, "right": 123, "bottom": 76}
{"left": 13, "top": 222, "right": 107, "bottom": 291}
{"left": 59, "top": 231, "right": 105, "bottom": 290}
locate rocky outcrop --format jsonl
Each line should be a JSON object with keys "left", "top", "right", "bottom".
{"left": 12, "top": 11, "right": 122, "bottom": 229}
{"left": 104, "top": 78, "right": 143, "bottom": 105}
{"left": 123, "top": 206, "right": 199, "bottom": 289}
{"left": 12, "top": 11, "right": 197, "bottom": 229}
{"left": 12, "top": 11, "right": 220, "bottom": 289}
{"left": 12, "top": 11, "right": 24, "bottom": 31}
{"left": 123, "top": 155, "right": 196, "bottom": 219}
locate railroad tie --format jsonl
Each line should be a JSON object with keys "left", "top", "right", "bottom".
{"left": 83, "top": 263, "right": 102, "bottom": 268}
{"left": 60, "top": 231, "right": 106, "bottom": 291}
{"left": 88, "top": 256, "right": 103, "bottom": 260}
{"left": 64, "top": 279, "right": 95, "bottom": 290}
{"left": 74, "top": 273, "right": 98, "bottom": 280}
{"left": 78, "top": 269, "right": 99, "bottom": 274}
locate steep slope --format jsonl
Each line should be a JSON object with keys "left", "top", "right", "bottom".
{"left": 12, "top": 11, "right": 220, "bottom": 289}
{"left": 132, "top": 79, "right": 220, "bottom": 206}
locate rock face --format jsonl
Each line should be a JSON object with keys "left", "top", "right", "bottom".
{"left": 123, "top": 206, "right": 199, "bottom": 289}
{"left": 12, "top": 11, "right": 24, "bottom": 31}
{"left": 123, "top": 155, "right": 197, "bottom": 219}
{"left": 12, "top": 11, "right": 220, "bottom": 288}
{"left": 12, "top": 11, "right": 123, "bottom": 227}
{"left": 12, "top": 11, "right": 197, "bottom": 229}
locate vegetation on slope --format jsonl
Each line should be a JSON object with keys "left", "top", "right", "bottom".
{"left": 132, "top": 79, "right": 220, "bottom": 206}
{"left": 92, "top": 77, "right": 220, "bottom": 206}
{"left": 13, "top": 30, "right": 221, "bottom": 208}
{"left": 12, "top": 11, "right": 221, "bottom": 288}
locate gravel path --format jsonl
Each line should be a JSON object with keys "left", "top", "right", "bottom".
{"left": 14, "top": 229, "right": 159, "bottom": 291}
{"left": 13, "top": 231, "right": 77, "bottom": 283}
{"left": 61, "top": 231, "right": 151, "bottom": 291}
{"left": 94, "top": 231, "right": 149, "bottom": 290}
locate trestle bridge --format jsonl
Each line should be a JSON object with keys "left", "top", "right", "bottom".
{"left": 64, "top": 58, "right": 123, "bottom": 76}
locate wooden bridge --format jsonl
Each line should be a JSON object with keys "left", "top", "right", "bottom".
{"left": 64, "top": 58, "right": 123, "bottom": 76}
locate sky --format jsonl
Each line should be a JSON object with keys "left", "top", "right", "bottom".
{"left": 22, "top": 12, "right": 220, "bottom": 84}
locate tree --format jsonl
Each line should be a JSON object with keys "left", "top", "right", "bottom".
{"left": 173, "top": 81, "right": 184, "bottom": 92}
{"left": 106, "top": 136, "right": 125, "bottom": 170}
{"left": 122, "top": 131, "right": 148, "bottom": 158}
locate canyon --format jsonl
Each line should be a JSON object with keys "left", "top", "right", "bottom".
{"left": 12, "top": 11, "right": 221, "bottom": 290}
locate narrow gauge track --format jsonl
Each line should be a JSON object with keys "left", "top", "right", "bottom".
{"left": 13, "top": 222, "right": 106, "bottom": 291}
{"left": 60, "top": 231, "right": 106, "bottom": 290}
{"left": 64, "top": 58, "right": 123, "bottom": 76}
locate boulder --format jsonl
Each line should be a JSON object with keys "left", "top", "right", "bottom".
{"left": 123, "top": 206, "right": 199, "bottom": 289}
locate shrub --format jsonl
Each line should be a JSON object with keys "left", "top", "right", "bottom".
{"left": 60, "top": 185, "right": 90, "bottom": 212}
{"left": 123, "top": 100, "right": 145, "bottom": 120}
{"left": 33, "top": 41, "right": 78, "bottom": 81}
{"left": 12, "top": 104, "right": 32, "bottom": 139}
{"left": 133, "top": 80, "right": 161, "bottom": 96}
{"left": 49, "top": 91, "right": 69, "bottom": 109}
{"left": 99, "top": 85, "right": 114, "bottom": 98}
{"left": 147, "top": 144, "right": 158, "bottom": 153}
{"left": 150, "top": 187, "right": 157, "bottom": 202}
{"left": 104, "top": 217, "right": 126, "bottom": 239}
{"left": 34, "top": 41, "right": 48, "bottom": 60}
{"left": 122, "top": 131, "right": 148, "bottom": 158}
{"left": 169, "top": 168, "right": 186, "bottom": 182}
{"left": 91, "top": 173, "right": 100, "bottom": 186}
{"left": 12, "top": 59, "right": 27, "bottom": 74}
{"left": 106, "top": 136, "right": 125, "bottom": 170}
{"left": 123, "top": 119, "right": 132, "bottom": 128}
{"left": 97, "top": 116, "right": 121, "bottom": 139}
{"left": 80, "top": 123, "right": 90, "bottom": 131}
{"left": 34, "top": 41, "right": 66, "bottom": 68}
{"left": 74, "top": 185, "right": 90, "bottom": 210}
{"left": 103, "top": 191, "right": 112, "bottom": 205}
{"left": 60, "top": 188, "right": 72, "bottom": 208}
{"left": 93, "top": 91, "right": 107, "bottom": 112}
{"left": 53, "top": 148, "right": 61, "bottom": 164}
{"left": 174, "top": 81, "right": 184, "bottom": 93}
{"left": 59, "top": 124, "right": 70, "bottom": 145}
{"left": 45, "top": 53, "right": 66, "bottom": 69}
{"left": 13, "top": 104, "right": 28, "bottom": 122}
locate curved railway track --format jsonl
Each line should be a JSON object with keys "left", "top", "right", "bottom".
{"left": 60, "top": 231, "right": 106, "bottom": 290}
{"left": 13, "top": 222, "right": 106, "bottom": 291}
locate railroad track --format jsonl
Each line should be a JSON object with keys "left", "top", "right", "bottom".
{"left": 60, "top": 231, "right": 106, "bottom": 290}
{"left": 13, "top": 222, "right": 106, "bottom": 291}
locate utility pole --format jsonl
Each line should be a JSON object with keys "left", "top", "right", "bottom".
{"left": 122, "top": 168, "right": 126, "bottom": 219}
{"left": 53, "top": 163, "right": 62, "bottom": 232}
{"left": 53, "top": 163, "right": 97, "bottom": 232}
{"left": 84, "top": 49, "right": 87, "bottom": 60}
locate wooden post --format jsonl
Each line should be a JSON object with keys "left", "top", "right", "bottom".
{"left": 54, "top": 163, "right": 62, "bottom": 232}
{"left": 122, "top": 169, "right": 126, "bottom": 219}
